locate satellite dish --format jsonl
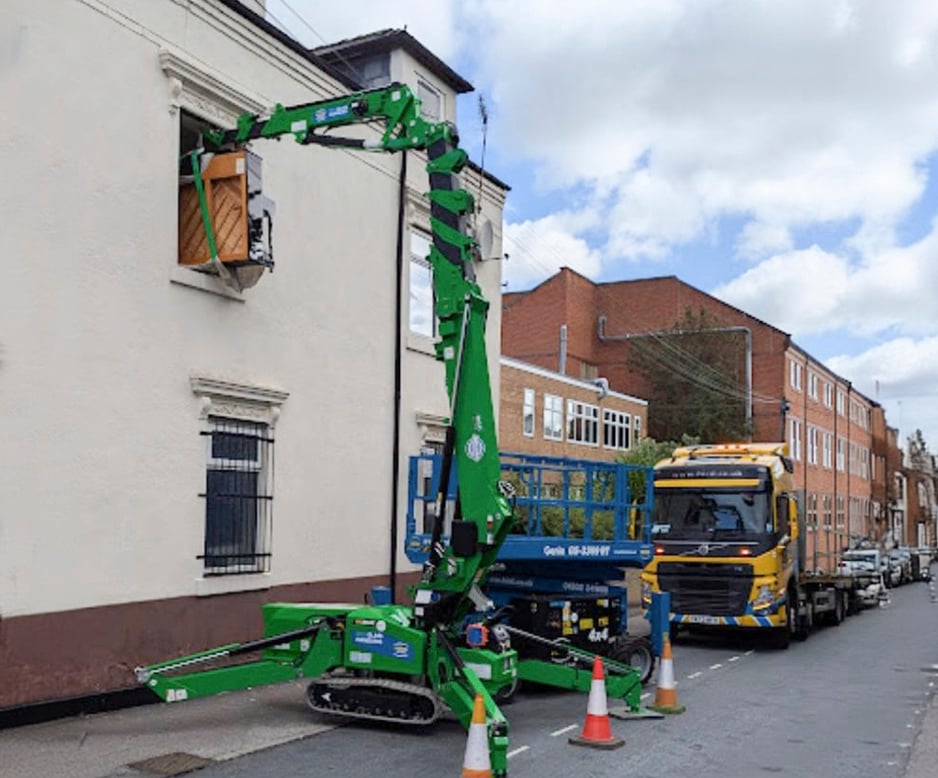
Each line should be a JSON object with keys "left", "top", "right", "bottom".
{"left": 477, "top": 218, "right": 495, "bottom": 260}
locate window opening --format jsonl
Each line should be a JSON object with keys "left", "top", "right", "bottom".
{"left": 522, "top": 388, "right": 535, "bottom": 437}
{"left": 543, "top": 394, "right": 564, "bottom": 441}
{"left": 417, "top": 78, "right": 442, "bottom": 122}
{"left": 199, "top": 417, "right": 274, "bottom": 574}
{"left": 409, "top": 230, "right": 436, "bottom": 338}
{"left": 567, "top": 400, "right": 599, "bottom": 445}
{"left": 603, "top": 409, "right": 631, "bottom": 450}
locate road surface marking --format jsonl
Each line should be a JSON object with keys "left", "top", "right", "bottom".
{"left": 744, "top": 650, "right": 755, "bottom": 656}
{"left": 728, "top": 656, "right": 740, "bottom": 662}
{"left": 710, "top": 663, "right": 723, "bottom": 670}
{"left": 507, "top": 746, "right": 530, "bottom": 758}
{"left": 687, "top": 672, "right": 702, "bottom": 679}
{"left": 550, "top": 724, "right": 578, "bottom": 737}
{"left": 641, "top": 692, "right": 651, "bottom": 700}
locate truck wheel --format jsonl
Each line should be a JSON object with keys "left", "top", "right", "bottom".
{"left": 794, "top": 605, "right": 810, "bottom": 641}
{"left": 772, "top": 597, "right": 795, "bottom": 650}
{"left": 609, "top": 635, "right": 656, "bottom": 685}
{"left": 831, "top": 590, "right": 845, "bottom": 625}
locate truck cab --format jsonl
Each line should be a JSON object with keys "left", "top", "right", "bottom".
{"left": 641, "top": 443, "right": 798, "bottom": 634}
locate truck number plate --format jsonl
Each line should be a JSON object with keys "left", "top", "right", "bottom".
{"left": 686, "top": 614, "right": 721, "bottom": 625}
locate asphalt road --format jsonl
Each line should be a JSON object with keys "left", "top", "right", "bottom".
{"left": 191, "top": 579, "right": 938, "bottom": 778}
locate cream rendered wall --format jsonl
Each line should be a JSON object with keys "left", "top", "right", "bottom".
{"left": 0, "top": 0, "right": 505, "bottom": 617}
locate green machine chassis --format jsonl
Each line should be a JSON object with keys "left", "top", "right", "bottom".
{"left": 137, "top": 84, "right": 645, "bottom": 777}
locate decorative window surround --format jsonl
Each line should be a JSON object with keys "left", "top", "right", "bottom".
{"left": 191, "top": 373, "right": 289, "bottom": 427}
{"left": 162, "top": 48, "right": 267, "bottom": 301}
{"left": 416, "top": 411, "right": 448, "bottom": 446}
{"left": 160, "top": 47, "right": 267, "bottom": 123}
{"left": 190, "top": 373, "right": 287, "bottom": 596}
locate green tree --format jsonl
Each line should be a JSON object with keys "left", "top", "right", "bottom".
{"left": 627, "top": 307, "right": 750, "bottom": 442}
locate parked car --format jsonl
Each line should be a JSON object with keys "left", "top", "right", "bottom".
{"left": 888, "top": 550, "right": 911, "bottom": 585}
{"left": 911, "top": 548, "right": 933, "bottom": 582}
{"left": 837, "top": 557, "right": 886, "bottom": 607}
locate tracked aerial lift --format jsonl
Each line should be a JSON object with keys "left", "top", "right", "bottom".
{"left": 136, "top": 83, "right": 648, "bottom": 777}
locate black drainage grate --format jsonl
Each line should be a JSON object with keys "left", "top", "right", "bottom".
{"left": 128, "top": 752, "right": 216, "bottom": 776}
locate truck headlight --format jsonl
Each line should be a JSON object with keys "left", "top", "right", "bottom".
{"left": 752, "top": 584, "right": 775, "bottom": 609}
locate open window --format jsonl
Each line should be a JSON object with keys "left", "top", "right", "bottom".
{"left": 178, "top": 111, "right": 275, "bottom": 292}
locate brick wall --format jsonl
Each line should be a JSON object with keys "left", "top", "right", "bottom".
{"left": 500, "top": 359, "right": 648, "bottom": 461}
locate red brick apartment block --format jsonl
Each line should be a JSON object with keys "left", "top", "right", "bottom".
{"left": 503, "top": 268, "right": 884, "bottom": 568}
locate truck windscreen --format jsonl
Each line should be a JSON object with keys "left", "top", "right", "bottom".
{"left": 652, "top": 488, "right": 772, "bottom": 540}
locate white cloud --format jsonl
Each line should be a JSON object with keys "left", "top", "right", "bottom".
{"left": 462, "top": 0, "right": 938, "bottom": 260}
{"left": 503, "top": 211, "right": 602, "bottom": 290}
{"left": 714, "top": 223, "right": 938, "bottom": 338}
{"left": 712, "top": 246, "right": 850, "bottom": 335}
{"left": 736, "top": 221, "right": 792, "bottom": 259}
{"left": 828, "top": 337, "right": 938, "bottom": 448}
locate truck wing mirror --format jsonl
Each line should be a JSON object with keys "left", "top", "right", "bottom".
{"left": 450, "top": 520, "right": 478, "bottom": 558}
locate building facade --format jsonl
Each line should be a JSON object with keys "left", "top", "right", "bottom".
{"left": 502, "top": 268, "right": 889, "bottom": 571}
{"left": 1, "top": 1, "right": 507, "bottom": 710}
{"left": 498, "top": 357, "right": 648, "bottom": 461}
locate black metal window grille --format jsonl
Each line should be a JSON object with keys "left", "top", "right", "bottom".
{"left": 198, "top": 417, "right": 274, "bottom": 575}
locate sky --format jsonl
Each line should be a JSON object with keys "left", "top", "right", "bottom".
{"left": 265, "top": 0, "right": 938, "bottom": 452}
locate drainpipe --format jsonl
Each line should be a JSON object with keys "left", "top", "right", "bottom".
{"left": 597, "top": 316, "right": 753, "bottom": 436}
{"left": 388, "top": 150, "right": 408, "bottom": 601}
{"left": 559, "top": 324, "right": 568, "bottom": 376}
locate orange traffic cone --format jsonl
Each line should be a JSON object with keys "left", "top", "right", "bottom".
{"left": 461, "top": 694, "right": 492, "bottom": 778}
{"left": 648, "top": 634, "right": 685, "bottom": 714}
{"left": 568, "top": 656, "right": 625, "bottom": 750}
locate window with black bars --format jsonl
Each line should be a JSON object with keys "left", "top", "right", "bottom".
{"left": 198, "top": 417, "right": 273, "bottom": 575}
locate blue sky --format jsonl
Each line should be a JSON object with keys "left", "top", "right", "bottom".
{"left": 267, "top": 0, "right": 938, "bottom": 451}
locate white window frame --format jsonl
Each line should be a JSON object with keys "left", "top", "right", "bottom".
{"left": 807, "top": 426, "right": 818, "bottom": 465}
{"left": 789, "top": 360, "right": 802, "bottom": 391}
{"left": 634, "top": 415, "right": 642, "bottom": 442}
{"left": 522, "top": 388, "right": 535, "bottom": 437}
{"left": 417, "top": 77, "right": 443, "bottom": 122}
{"left": 836, "top": 437, "right": 846, "bottom": 472}
{"left": 567, "top": 400, "right": 599, "bottom": 446}
{"left": 822, "top": 432, "right": 833, "bottom": 469}
{"left": 603, "top": 409, "right": 631, "bottom": 450}
{"left": 543, "top": 394, "right": 564, "bottom": 441}
{"left": 189, "top": 374, "right": 287, "bottom": 596}
{"left": 409, "top": 229, "right": 436, "bottom": 339}
{"left": 808, "top": 372, "right": 818, "bottom": 401}
{"left": 789, "top": 417, "right": 803, "bottom": 460}
{"left": 836, "top": 390, "right": 845, "bottom": 416}
{"left": 823, "top": 382, "right": 833, "bottom": 408}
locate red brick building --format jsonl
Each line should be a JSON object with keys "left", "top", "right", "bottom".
{"left": 499, "top": 357, "right": 648, "bottom": 460}
{"left": 502, "top": 269, "right": 885, "bottom": 569}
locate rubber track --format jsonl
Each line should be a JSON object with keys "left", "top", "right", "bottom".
{"left": 306, "top": 674, "right": 444, "bottom": 726}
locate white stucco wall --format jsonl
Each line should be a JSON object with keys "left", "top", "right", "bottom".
{"left": 0, "top": 0, "right": 505, "bottom": 617}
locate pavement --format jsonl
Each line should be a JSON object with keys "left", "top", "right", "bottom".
{"left": 0, "top": 681, "right": 336, "bottom": 778}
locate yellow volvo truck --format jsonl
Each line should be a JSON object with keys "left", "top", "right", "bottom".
{"left": 641, "top": 443, "right": 861, "bottom": 648}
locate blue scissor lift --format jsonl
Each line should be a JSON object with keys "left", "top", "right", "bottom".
{"left": 406, "top": 451, "right": 663, "bottom": 681}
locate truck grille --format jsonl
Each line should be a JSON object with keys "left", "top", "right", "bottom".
{"left": 657, "top": 562, "right": 753, "bottom": 616}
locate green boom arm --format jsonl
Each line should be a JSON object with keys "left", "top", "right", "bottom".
{"left": 206, "top": 83, "right": 512, "bottom": 622}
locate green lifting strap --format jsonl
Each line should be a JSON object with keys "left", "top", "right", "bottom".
{"left": 189, "top": 150, "right": 220, "bottom": 263}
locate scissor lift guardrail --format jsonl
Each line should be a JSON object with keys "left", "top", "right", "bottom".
{"left": 406, "top": 452, "right": 656, "bottom": 630}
